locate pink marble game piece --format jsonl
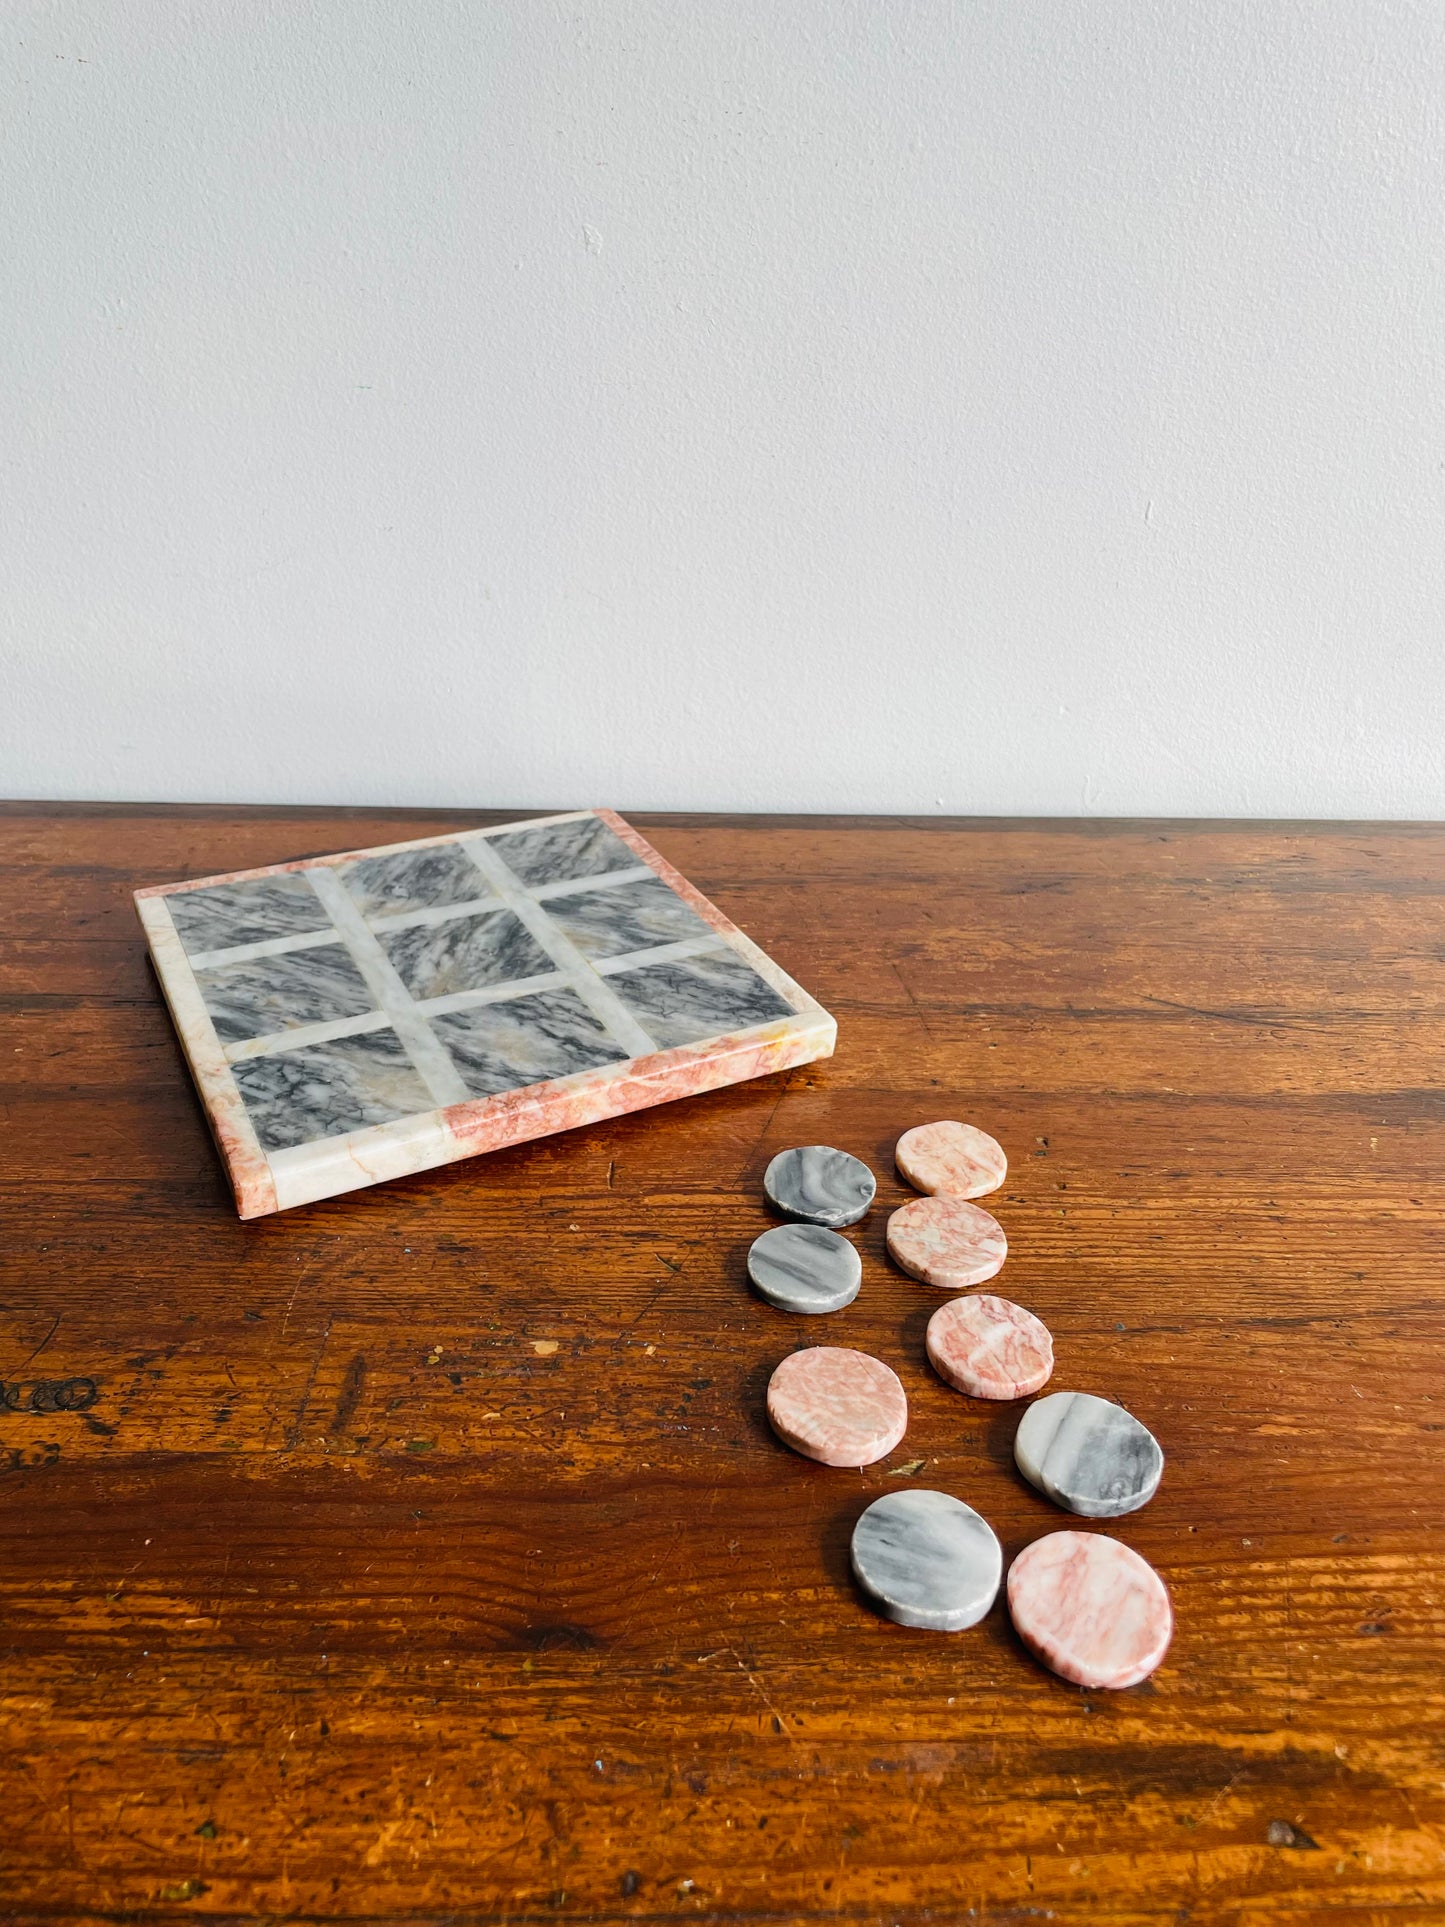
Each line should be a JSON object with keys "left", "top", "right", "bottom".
{"left": 1007, "top": 1531, "right": 1173, "bottom": 1689}
{"left": 133, "top": 810, "right": 834, "bottom": 1217}
{"left": 896, "top": 1120, "right": 1007, "bottom": 1199}
{"left": 926, "top": 1294, "right": 1053, "bottom": 1400}
{"left": 886, "top": 1196, "right": 1007, "bottom": 1289}
{"left": 766, "top": 1347, "right": 908, "bottom": 1468}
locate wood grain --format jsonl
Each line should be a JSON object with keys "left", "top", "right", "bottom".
{"left": 1, "top": 803, "right": 1443, "bottom": 1925}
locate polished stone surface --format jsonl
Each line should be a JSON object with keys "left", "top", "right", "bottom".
{"left": 430, "top": 990, "right": 627, "bottom": 1097}
{"left": 542, "top": 876, "right": 711, "bottom": 960}
{"left": 764, "top": 1146, "right": 877, "bottom": 1228}
{"left": 850, "top": 1489, "right": 1002, "bottom": 1631}
{"left": 606, "top": 950, "right": 795, "bottom": 1050}
{"left": 926, "top": 1294, "right": 1054, "bottom": 1400}
{"left": 230, "top": 1028, "right": 434, "bottom": 1152}
{"left": 168, "top": 872, "right": 332, "bottom": 955}
{"left": 1013, "top": 1391, "right": 1164, "bottom": 1518}
{"left": 747, "top": 1224, "right": 862, "bottom": 1314}
{"left": 136, "top": 811, "right": 835, "bottom": 1216}
{"left": 1007, "top": 1530, "right": 1173, "bottom": 1688}
{"left": 490, "top": 814, "right": 639, "bottom": 888}
{"left": 194, "top": 943, "right": 375, "bottom": 1043}
{"left": 886, "top": 1195, "right": 1007, "bottom": 1288}
{"left": 895, "top": 1120, "right": 1007, "bottom": 1198}
{"left": 766, "top": 1347, "right": 907, "bottom": 1467}
{"left": 339, "top": 844, "right": 489, "bottom": 920}
{"left": 379, "top": 908, "right": 553, "bottom": 1000}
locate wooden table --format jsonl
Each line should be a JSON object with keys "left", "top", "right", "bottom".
{"left": 2, "top": 804, "right": 1441, "bottom": 1924}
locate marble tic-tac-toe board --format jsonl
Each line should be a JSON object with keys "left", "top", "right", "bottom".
{"left": 136, "top": 810, "right": 835, "bottom": 1217}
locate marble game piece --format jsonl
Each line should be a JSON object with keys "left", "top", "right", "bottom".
{"left": 1006, "top": 1530, "right": 1173, "bottom": 1688}
{"left": 895, "top": 1120, "right": 1007, "bottom": 1199}
{"left": 1013, "top": 1391, "right": 1163, "bottom": 1518}
{"left": 764, "top": 1146, "right": 876, "bottom": 1227}
{"left": 766, "top": 1347, "right": 908, "bottom": 1467}
{"left": 747, "top": 1224, "right": 862, "bottom": 1314}
{"left": 886, "top": 1195, "right": 1007, "bottom": 1289}
{"left": 926, "top": 1294, "right": 1054, "bottom": 1400}
{"left": 135, "top": 810, "right": 835, "bottom": 1217}
{"left": 850, "top": 1489, "right": 1003, "bottom": 1631}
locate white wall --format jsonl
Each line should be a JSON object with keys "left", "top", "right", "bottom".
{"left": 4, "top": 1, "right": 1444, "bottom": 816}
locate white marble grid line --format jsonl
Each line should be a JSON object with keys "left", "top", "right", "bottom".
{"left": 414, "top": 970, "right": 570, "bottom": 1019}
{"left": 185, "top": 925, "right": 343, "bottom": 971}
{"left": 305, "top": 865, "right": 472, "bottom": 1109}
{"left": 224, "top": 1007, "right": 395, "bottom": 1064}
{"left": 591, "top": 934, "right": 731, "bottom": 977}
{"left": 459, "top": 836, "right": 660, "bottom": 1059}
{"left": 527, "top": 864, "right": 656, "bottom": 903}
{"left": 365, "top": 895, "right": 496, "bottom": 935}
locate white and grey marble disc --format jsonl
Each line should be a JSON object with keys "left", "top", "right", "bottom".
{"left": 747, "top": 1224, "right": 862, "bottom": 1314}
{"left": 764, "top": 1146, "right": 876, "bottom": 1227}
{"left": 850, "top": 1489, "right": 1003, "bottom": 1631}
{"left": 1013, "top": 1391, "right": 1164, "bottom": 1518}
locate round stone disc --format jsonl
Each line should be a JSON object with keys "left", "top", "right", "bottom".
{"left": 764, "top": 1146, "right": 876, "bottom": 1228}
{"left": 896, "top": 1120, "right": 1007, "bottom": 1199}
{"left": 1007, "top": 1530, "right": 1173, "bottom": 1688}
{"left": 766, "top": 1347, "right": 907, "bottom": 1468}
{"left": 850, "top": 1488, "right": 1003, "bottom": 1631}
{"left": 926, "top": 1295, "right": 1054, "bottom": 1400}
{"left": 885, "top": 1196, "right": 1007, "bottom": 1289}
{"left": 1013, "top": 1390, "right": 1163, "bottom": 1518}
{"left": 748, "top": 1224, "right": 862, "bottom": 1315}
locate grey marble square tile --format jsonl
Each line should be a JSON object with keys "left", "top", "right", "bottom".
{"left": 338, "top": 843, "right": 488, "bottom": 919}
{"left": 431, "top": 989, "right": 628, "bottom": 1096}
{"left": 541, "top": 876, "right": 712, "bottom": 959}
{"left": 378, "top": 908, "right": 554, "bottom": 1001}
{"left": 231, "top": 1029, "right": 434, "bottom": 1152}
{"left": 194, "top": 943, "right": 376, "bottom": 1043}
{"left": 488, "top": 815, "right": 638, "bottom": 888}
{"left": 168, "top": 873, "right": 332, "bottom": 956}
{"left": 607, "top": 950, "right": 795, "bottom": 1049}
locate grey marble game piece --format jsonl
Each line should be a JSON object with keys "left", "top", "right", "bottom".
{"left": 542, "top": 876, "right": 711, "bottom": 960}
{"left": 1013, "top": 1391, "right": 1164, "bottom": 1518}
{"left": 430, "top": 989, "right": 627, "bottom": 1097}
{"left": 850, "top": 1489, "right": 1003, "bottom": 1631}
{"left": 230, "top": 1028, "right": 434, "bottom": 1152}
{"left": 747, "top": 1223, "right": 862, "bottom": 1314}
{"left": 764, "top": 1146, "right": 876, "bottom": 1228}
{"left": 194, "top": 943, "right": 375, "bottom": 1043}
{"left": 168, "top": 872, "right": 333, "bottom": 956}
{"left": 379, "top": 909, "right": 553, "bottom": 1000}
{"left": 339, "top": 844, "right": 489, "bottom": 919}
{"left": 607, "top": 951, "right": 794, "bottom": 1049}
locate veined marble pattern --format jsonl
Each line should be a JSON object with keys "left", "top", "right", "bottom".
{"left": 850, "top": 1489, "right": 1002, "bottom": 1631}
{"left": 1007, "top": 1530, "right": 1173, "bottom": 1689}
{"left": 136, "top": 810, "right": 834, "bottom": 1216}
{"left": 1013, "top": 1391, "right": 1164, "bottom": 1518}
{"left": 340, "top": 844, "right": 489, "bottom": 919}
{"left": 430, "top": 990, "right": 627, "bottom": 1097}
{"left": 168, "top": 873, "right": 332, "bottom": 955}
{"left": 490, "top": 815, "right": 638, "bottom": 888}
{"left": 379, "top": 909, "right": 554, "bottom": 1001}
{"left": 542, "top": 876, "right": 712, "bottom": 960}
{"left": 230, "top": 1028, "right": 434, "bottom": 1152}
{"left": 194, "top": 943, "right": 376, "bottom": 1043}
{"left": 607, "top": 950, "right": 794, "bottom": 1049}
